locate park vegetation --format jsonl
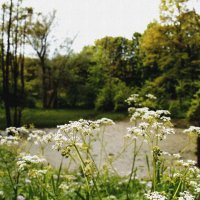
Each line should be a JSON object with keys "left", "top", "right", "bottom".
{"left": 0, "top": 94, "right": 200, "bottom": 199}
{"left": 0, "top": 0, "right": 199, "bottom": 128}
{"left": 0, "top": 1, "right": 200, "bottom": 199}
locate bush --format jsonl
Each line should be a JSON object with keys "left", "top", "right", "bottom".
{"left": 169, "top": 100, "right": 185, "bottom": 118}
{"left": 95, "top": 78, "right": 130, "bottom": 111}
{"left": 187, "top": 88, "right": 200, "bottom": 123}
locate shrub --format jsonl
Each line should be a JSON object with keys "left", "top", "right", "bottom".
{"left": 187, "top": 88, "right": 200, "bottom": 123}
{"left": 95, "top": 78, "right": 130, "bottom": 111}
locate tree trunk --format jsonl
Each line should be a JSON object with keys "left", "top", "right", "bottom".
{"left": 41, "top": 59, "right": 48, "bottom": 108}
{"left": 4, "top": 0, "right": 13, "bottom": 127}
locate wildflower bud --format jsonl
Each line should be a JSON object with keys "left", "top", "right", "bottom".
{"left": 61, "top": 146, "right": 71, "bottom": 158}
{"left": 153, "top": 146, "right": 162, "bottom": 161}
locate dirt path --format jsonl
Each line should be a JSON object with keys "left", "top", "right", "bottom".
{"left": 29, "top": 121, "right": 197, "bottom": 176}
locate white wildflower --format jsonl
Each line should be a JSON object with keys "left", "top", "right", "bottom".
{"left": 96, "top": 118, "right": 115, "bottom": 126}
{"left": 130, "top": 107, "right": 149, "bottom": 121}
{"left": 195, "top": 187, "right": 200, "bottom": 193}
{"left": 0, "top": 135, "right": 20, "bottom": 146}
{"left": 17, "top": 127, "right": 29, "bottom": 137}
{"left": 25, "top": 179, "right": 31, "bottom": 184}
{"left": 58, "top": 119, "right": 99, "bottom": 136}
{"left": 176, "top": 160, "right": 196, "bottom": 168}
{"left": 128, "top": 107, "right": 136, "bottom": 114}
{"left": 28, "top": 130, "right": 53, "bottom": 146}
{"left": 28, "top": 169, "right": 48, "bottom": 178}
{"left": 178, "top": 191, "right": 194, "bottom": 200}
{"left": 188, "top": 166, "right": 199, "bottom": 173}
{"left": 146, "top": 93, "right": 157, "bottom": 100}
{"left": 156, "top": 110, "right": 170, "bottom": 116}
{"left": 145, "top": 191, "right": 167, "bottom": 200}
{"left": 17, "top": 195, "right": 25, "bottom": 200}
{"left": 139, "top": 122, "right": 149, "bottom": 129}
{"left": 6, "top": 127, "right": 19, "bottom": 135}
{"left": 172, "top": 153, "right": 181, "bottom": 159}
{"left": 161, "top": 151, "right": 171, "bottom": 156}
{"left": 160, "top": 116, "right": 171, "bottom": 122}
{"left": 127, "top": 126, "right": 144, "bottom": 137}
{"left": 105, "top": 195, "right": 117, "bottom": 200}
{"left": 5, "top": 126, "right": 29, "bottom": 137}
{"left": 174, "top": 173, "right": 182, "bottom": 178}
{"left": 52, "top": 132, "right": 74, "bottom": 151}
{"left": 126, "top": 94, "right": 140, "bottom": 105}
{"left": 190, "top": 181, "right": 198, "bottom": 187}
{"left": 59, "top": 183, "right": 69, "bottom": 190}
{"left": 183, "top": 126, "right": 200, "bottom": 135}
{"left": 17, "top": 154, "right": 46, "bottom": 171}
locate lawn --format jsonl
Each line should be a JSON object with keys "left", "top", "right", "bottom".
{"left": 0, "top": 108, "right": 127, "bottom": 129}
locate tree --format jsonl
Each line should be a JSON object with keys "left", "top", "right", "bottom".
{"left": 48, "top": 39, "right": 74, "bottom": 108}
{"left": 140, "top": 0, "right": 200, "bottom": 107}
{"left": 93, "top": 36, "right": 137, "bottom": 85}
{"left": 28, "top": 10, "right": 55, "bottom": 108}
{"left": 0, "top": 0, "right": 32, "bottom": 126}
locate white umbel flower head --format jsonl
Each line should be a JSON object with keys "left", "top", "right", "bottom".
{"left": 183, "top": 126, "right": 200, "bottom": 135}
{"left": 145, "top": 191, "right": 167, "bottom": 200}
{"left": 17, "top": 153, "right": 46, "bottom": 171}
{"left": 178, "top": 191, "right": 195, "bottom": 200}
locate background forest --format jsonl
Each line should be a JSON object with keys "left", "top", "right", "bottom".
{"left": 0, "top": 0, "right": 200, "bottom": 128}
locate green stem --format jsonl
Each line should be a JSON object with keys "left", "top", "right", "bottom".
{"left": 96, "top": 131, "right": 119, "bottom": 175}
{"left": 0, "top": 150, "right": 16, "bottom": 196}
{"left": 153, "top": 158, "right": 157, "bottom": 191}
{"left": 172, "top": 168, "right": 189, "bottom": 199}
{"left": 126, "top": 140, "right": 143, "bottom": 199}
{"left": 172, "top": 180, "right": 182, "bottom": 199}
{"left": 74, "top": 144, "right": 102, "bottom": 200}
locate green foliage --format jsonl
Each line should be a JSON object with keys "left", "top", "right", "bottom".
{"left": 1, "top": 0, "right": 200, "bottom": 124}
{"left": 95, "top": 78, "right": 130, "bottom": 111}
{"left": 0, "top": 103, "right": 200, "bottom": 199}
{"left": 187, "top": 87, "right": 200, "bottom": 123}
{"left": 169, "top": 100, "right": 184, "bottom": 118}
{"left": 95, "top": 80, "right": 115, "bottom": 111}
{"left": 0, "top": 108, "right": 126, "bottom": 129}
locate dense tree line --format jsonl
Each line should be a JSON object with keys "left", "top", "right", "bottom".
{"left": 0, "top": 0, "right": 200, "bottom": 126}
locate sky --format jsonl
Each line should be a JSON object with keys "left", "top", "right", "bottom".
{"left": 23, "top": 0, "right": 200, "bottom": 53}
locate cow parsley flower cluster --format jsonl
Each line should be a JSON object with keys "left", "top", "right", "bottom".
{"left": 28, "top": 130, "right": 54, "bottom": 145}
{"left": 0, "top": 135, "right": 20, "bottom": 146}
{"left": 17, "top": 153, "right": 46, "bottom": 171}
{"left": 130, "top": 107, "right": 171, "bottom": 123}
{"left": 52, "top": 131, "right": 76, "bottom": 151}
{"left": 28, "top": 169, "right": 48, "bottom": 178}
{"left": 5, "top": 127, "right": 29, "bottom": 137}
{"left": 126, "top": 93, "right": 156, "bottom": 107}
{"left": 146, "top": 94, "right": 157, "bottom": 100}
{"left": 0, "top": 127, "right": 30, "bottom": 146}
{"left": 126, "top": 93, "right": 140, "bottom": 105}
{"left": 57, "top": 119, "right": 98, "bottom": 136}
{"left": 52, "top": 118, "right": 114, "bottom": 152}
{"left": 178, "top": 191, "right": 195, "bottom": 200}
{"left": 176, "top": 160, "right": 196, "bottom": 168}
{"left": 127, "top": 121, "right": 174, "bottom": 141}
{"left": 183, "top": 126, "right": 200, "bottom": 135}
{"left": 144, "top": 191, "right": 167, "bottom": 200}
{"left": 127, "top": 104, "right": 174, "bottom": 142}
{"left": 96, "top": 118, "right": 115, "bottom": 126}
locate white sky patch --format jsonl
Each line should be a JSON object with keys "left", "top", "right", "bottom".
{"left": 22, "top": 0, "right": 200, "bottom": 53}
